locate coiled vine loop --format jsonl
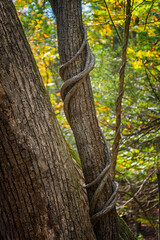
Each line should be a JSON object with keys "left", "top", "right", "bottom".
{"left": 59, "top": 26, "right": 118, "bottom": 226}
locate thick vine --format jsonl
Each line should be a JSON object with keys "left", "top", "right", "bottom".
{"left": 59, "top": 26, "right": 118, "bottom": 225}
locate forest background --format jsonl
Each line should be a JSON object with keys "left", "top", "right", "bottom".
{"left": 14, "top": 0, "right": 160, "bottom": 239}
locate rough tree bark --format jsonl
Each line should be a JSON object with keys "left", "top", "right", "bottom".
{"left": 0, "top": 0, "right": 96, "bottom": 239}
{"left": 50, "top": 0, "right": 119, "bottom": 239}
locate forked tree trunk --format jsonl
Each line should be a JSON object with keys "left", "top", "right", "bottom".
{"left": 50, "top": 0, "right": 119, "bottom": 239}
{"left": 0, "top": 0, "right": 96, "bottom": 239}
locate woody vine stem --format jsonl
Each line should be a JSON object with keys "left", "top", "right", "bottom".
{"left": 59, "top": 26, "right": 118, "bottom": 225}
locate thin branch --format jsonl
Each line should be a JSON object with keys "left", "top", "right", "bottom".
{"left": 103, "top": 0, "right": 122, "bottom": 44}
{"left": 121, "top": 126, "right": 160, "bottom": 149}
{"left": 127, "top": 192, "right": 157, "bottom": 230}
{"left": 118, "top": 171, "right": 157, "bottom": 230}
{"left": 122, "top": 117, "right": 160, "bottom": 136}
{"left": 145, "top": 64, "right": 159, "bottom": 81}
{"left": 118, "top": 169, "right": 157, "bottom": 208}
{"left": 145, "top": 67, "right": 160, "bottom": 101}
{"left": 144, "top": 0, "right": 155, "bottom": 30}
{"left": 131, "top": 0, "right": 148, "bottom": 13}
{"left": 111, "top": 0, "right": 131, "bottom": 177}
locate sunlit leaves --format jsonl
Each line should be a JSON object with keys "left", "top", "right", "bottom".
{"left": 14, "top": 0, "right": 59, "bottom": 89}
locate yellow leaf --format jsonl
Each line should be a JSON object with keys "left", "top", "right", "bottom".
{"left": 56, "top": 92, "right": 61, "bottom": 97}
{"left": 59, "top": 102, "right": 63, "bottom": 107}
{"left": 37, "top": 13, "right": 42, "bottom": 17}
{"left": 43, "top": 33, "right": 50, "bottom": 38}
{"left": 119, "top": 164, "right": 124, "bottom": 169}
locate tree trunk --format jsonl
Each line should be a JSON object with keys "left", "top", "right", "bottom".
{"left": 0, "top": 0, "right": 96, "bottom": 239}
{"left": 68, "top": 143, "right": 137, "bottom": 240}
{"left": 50, "top": 0, "right": 119, "bottom": 239}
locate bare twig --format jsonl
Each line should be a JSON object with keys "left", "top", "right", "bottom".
{"left": 144, "top": 0, "right": 155, "bottom": 30}
{"left": 122, "top": 118, "right": 160, "bottom": 136}
{"left": 131, "top": 0, "right": 147, "bottom": 13}
{"left": 145, "top": 67, "right": 160, "bottom": 101}
{"left": 118, "top": 171, "right": 157, "bottom": 230}
{"left": 145, "top": 64, "right": 159, "bottom": 81}
{"left": 118, "top": 169, "right": 157, "bottom": 207}
{"left": 103, "top": 0, "right": 122, "bottom": 44}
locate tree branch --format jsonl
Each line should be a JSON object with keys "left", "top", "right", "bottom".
{"left": 111, "top": 0, "right": 131, "bottom": 177}
{"left": 144, "top": 0, "right": 155, "bottom": 30}
{"left": 145, "top": 67, "right": 160, "bottom": 101}
{"left": 103, "top": 0, "right": 122, "bottom": 44}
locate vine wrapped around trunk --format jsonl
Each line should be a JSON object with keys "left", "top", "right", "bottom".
{"left": 50, "top": 0, "right": 119, "bottom": 239}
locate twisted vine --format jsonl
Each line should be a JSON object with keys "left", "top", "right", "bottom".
{"left": 59, "top": 26, "right": 118, "bottom": 226}
{"left": 60, "top": 27, "right": 95, "bottom": 122}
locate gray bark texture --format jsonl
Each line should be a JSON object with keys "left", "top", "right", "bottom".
{"left": 0, "top": 0, "right": 96, "bottom": 239}
{"left": 50, "top": 0, "right": 119, "bottom": 239}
